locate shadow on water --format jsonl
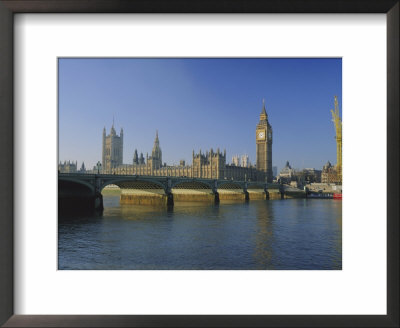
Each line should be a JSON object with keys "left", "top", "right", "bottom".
{"left": 58, "top": 208, "right": 103, "bottom": 223}
{"left": 102, "top": 194, "right": 224, "bottom": 221}
{"left": 58, "top": 194, "right": 342, "bottom": 270}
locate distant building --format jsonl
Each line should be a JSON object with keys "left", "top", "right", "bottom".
{"left": 232, "top": 155, "right": 240, "bottom": 166}
{"left": 278, "top": 163, "right": 321, "bottom": 186}
{"left": 241, "top": 154, "right": 250, "bottom": 168}
{"left": 59, "top": 160, "right": 77, "bottom": 173}
{"left": 232, "top": 154, "right": 251, "bottom": 168}
{"left": 79, "top": 162, "right": 86, "bottom": 173}
{"left": 301, "top": 168, "right": 322, "bottom": 183}
{"left": 133, "top": 149, "right": 145, "bottom": 165}
{"left": 133, "top": 149, "right": 139, "bottom": 164}
{"left": 321, "top": 161, "right": 339, "bottom": 183}
{"left": 272, "top": 166, "right": 278, "bottom": 178}
{"left": 111, "top": 131, "right": 263, "bottom": 181}
{"left": 103, "top": 101, "right": 270, "bottom": 182}
{"left": 278, "top": 161, "right": 295, "bottom": 183}
{"left": 293, "top": 168, "right": 322, "bottom": 185}
{"left": 102, "top": 122, "right": 123, "bottom": 173}
{"left": 148, "top": 130, "right": 162, "bottom": 170}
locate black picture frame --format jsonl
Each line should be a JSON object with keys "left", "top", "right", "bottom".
{"left": 0, "top": 1, "right": 398, "bottom": 327}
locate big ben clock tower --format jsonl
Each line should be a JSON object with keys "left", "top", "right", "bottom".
{"left": 256, "top": 99, "right": 273, "bottom": 182}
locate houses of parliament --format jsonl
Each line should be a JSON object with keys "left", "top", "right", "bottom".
{"left": 101, "top": 101, "right": 273, "bottom": 182}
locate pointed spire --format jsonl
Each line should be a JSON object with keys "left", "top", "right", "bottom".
{"left": 153, "top": 130, "right": 158, "bottom": 144}
{"left": 262, "top": 98, "right": 267, "bottom": 115}
{"left": 260, "top": 98, "right": 268, "bottom": 120}
{"left": 154, "top": 130, "right": 159, "bottom": 144}
{"left": 110, "top": 117, "right": 116, "bottom": 135}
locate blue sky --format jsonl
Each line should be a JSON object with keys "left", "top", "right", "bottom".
{"left": 59, "top": 58, "right": 342, "bottom": 172}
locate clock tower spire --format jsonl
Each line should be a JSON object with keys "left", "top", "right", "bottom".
{"left": 260, "top": 98, "right": 268, "bottom": 120}
{"left": 256, "top": 99, "right": 273, "bottom": 182}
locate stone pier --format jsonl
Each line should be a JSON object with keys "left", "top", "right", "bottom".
{"left": 120, "top": 189, "right": 170, "bottom": 206}
{"left": 247, "top": 189, "right": 267, "bottom": 200}
{"left": 172, "top": 189, "right": 217, "bottom": 203}
{"left": 268, "top": 190, "right": 283, "bottom": 200}
{"left": 218, "top": 189, "right": 248, "bottom": 201}
{"left": 59, "top": 174, "right": 305, "bottom": 215}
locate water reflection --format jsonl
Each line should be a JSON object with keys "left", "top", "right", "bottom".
{"left": 333, "top": 200, "right": 342, "bottom": 269}
{"left": 254, "top": 201, "right": 275, "bottom": 269}
{"left": 58, "top": 196, "right": 342, "bottom": 270}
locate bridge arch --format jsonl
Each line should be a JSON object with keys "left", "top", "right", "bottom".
{"left": 58, "top": 177, "right": 102, "bottom": 216}
{"left": 217, "top": 181, "right": 244, "bottom": 190}
{"left": 58, "top": 177, "right": 95, "bottom": 193}
{"left": 171, "top": 180, "right": 214, "bottom": 190}
{"left": 100, "top": 178, "right": 166, "bottom": 192}
{"left": 171, "top": 179, "right": 217, "bottom": 203}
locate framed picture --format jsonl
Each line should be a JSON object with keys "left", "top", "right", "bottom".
{"left": 0, "top": 0, "right": 398, "bottom": 327}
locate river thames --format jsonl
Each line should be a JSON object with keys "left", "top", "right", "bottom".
{"left": 58, "top": 195, "right": 342, "bottom": 270}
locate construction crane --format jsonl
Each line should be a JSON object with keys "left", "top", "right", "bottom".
{"left": 331, "top": 96, "right": 342, "bottom": 184}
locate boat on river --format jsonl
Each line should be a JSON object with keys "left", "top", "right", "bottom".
{"left": 307, "top": 192, "right": 333, "bottom": 199}
{"left": 333, "top": 193, "right": 342, "bottom": 200}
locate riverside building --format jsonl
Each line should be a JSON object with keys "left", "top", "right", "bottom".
{"left": 103, "top": 101, "right": 273, "bottom": 182}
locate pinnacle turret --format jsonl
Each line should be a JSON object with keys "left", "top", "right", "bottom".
{"left": 151, "top": 130, "right": 162, "bottom": 169}
{"left": 260, "top": 98, "right": 268, "bottom": 120}
{"left": 102, "top": 120, "right": 123, "bottom": 172}
{"left": 133, "top": 149, "right": 139, "bottom": 164}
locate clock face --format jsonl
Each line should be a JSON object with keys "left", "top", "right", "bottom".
{"left": 257, "top": 131, "right": 265, "bottom": 140}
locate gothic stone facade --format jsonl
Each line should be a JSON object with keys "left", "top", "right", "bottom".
{"left": 321, "top": 160, "right": 340, "bottom": 184}
{"left": 58, "top": 160, "right": 77, "bottom": 173}
{"left": 256, "top": 100, "right": 273, "bottom": 182}
{"left": 112, "top": 143, "right": 263, "bottom": 181}
{"left": 102, "top": 124, "right": 123, "bottom": 172}
{"left": 106, "top": 102, "right": 271, "bottom": 182}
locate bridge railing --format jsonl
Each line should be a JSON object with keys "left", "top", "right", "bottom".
{"left": 58, "top": 172, "right": 273, "bottom": 189}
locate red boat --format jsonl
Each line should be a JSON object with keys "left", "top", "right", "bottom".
{"left": 333, "top": 193, "right": 342, "bottom": 199}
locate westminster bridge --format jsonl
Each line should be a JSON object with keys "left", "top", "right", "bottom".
{"left": 59, "top": 173, "right": 284, "bottom": 215}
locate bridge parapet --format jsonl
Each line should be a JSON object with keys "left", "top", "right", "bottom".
{"left": 58, "top": 173, "right": 274, "bottom": 211}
